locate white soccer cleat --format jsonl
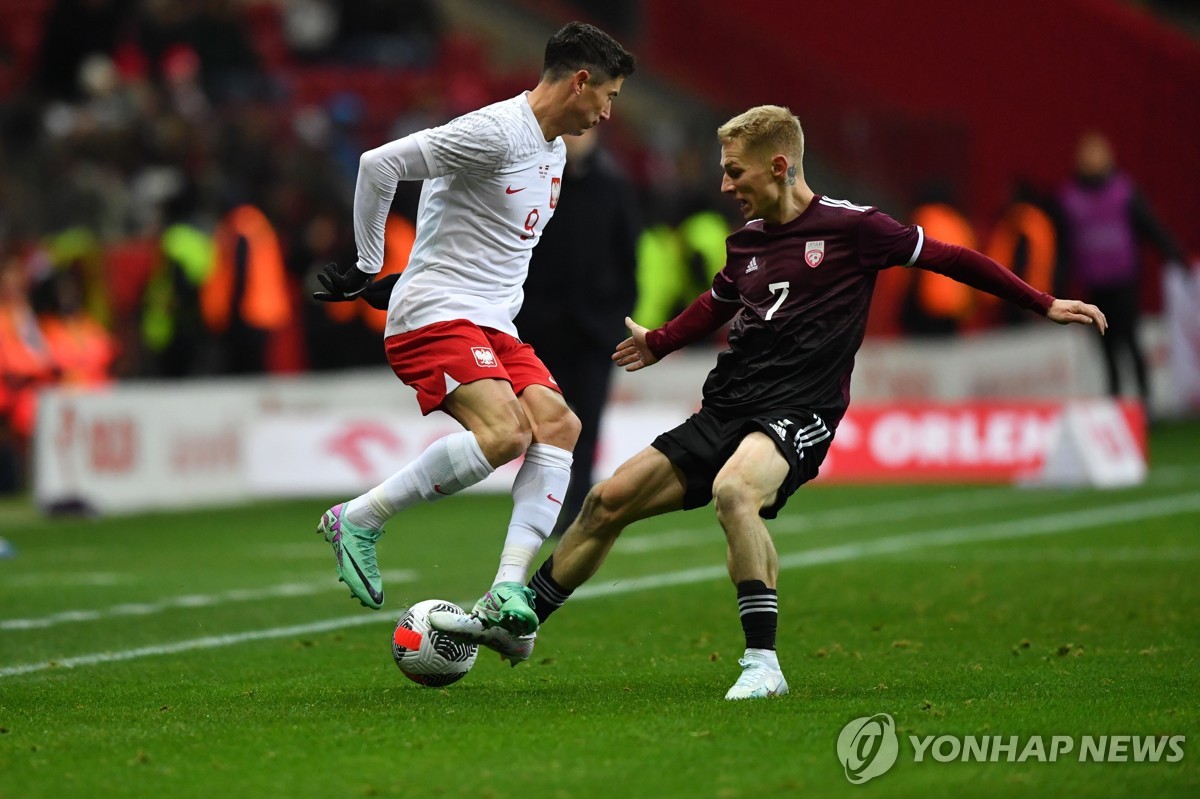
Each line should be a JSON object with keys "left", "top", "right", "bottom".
{"left": 724, "top": 653, "right": 789, "bottom": 700}
{"left": 428, "top": 609, "right": 537, "bottom": 667}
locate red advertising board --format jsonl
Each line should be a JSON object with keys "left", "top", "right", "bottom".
{"left": 818, "top": 400, "right": 1146, "bottom": 483}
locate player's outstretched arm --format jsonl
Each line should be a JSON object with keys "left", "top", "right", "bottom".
{"left": 1046, "top": 298, "right": 1107, "bottom": 334}
{"left": 613, "top": 316, "right": 659, "bottom": 372}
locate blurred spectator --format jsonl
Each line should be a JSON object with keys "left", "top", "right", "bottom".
{"left": 139, "top": 187, "right": 216, "bottom": 377}
{"left": 1164, "top": 258, "right": 1200, "bottom": 413}
{"left": 0, "top": 248, "right": 58, "bottom": 492}
{"left": 516, "top": 128, "right": 640, "bottom": 535}
{"left": 34, "top": 0, "right": 134, "bottom": 100}
{"left": 1058, "top": 131, "right": 1187, "bottom": 404}
{"left": 200, "top": 203, "right": 291, "bottom": 374}
{"left": 901, "top": 184, "right": 977, "bottom": 336}
{"left": 632, "top": 200, "right": 728, "bottom": 330}
{"left": 985, "top": 181, "right": 1060, "bottom": 325}
{"left": 281, "top": 0, "right": 340, "bottom": 62}
{"left": 299, "top": 208, "right": 372, "bottom": 370}
{"left": 160, "top": 44, "right": 211, "bottom": 123}
{"left": 134, "top": 0, "right": 264, "bottom": 102}
{"left": 31, "top": 262, "right": 117, "bottom": 387}
{"left": 631, "top": 217, "right": 684, "bottom": 330}
{"left": 302, "top": 211, "right": 414, "bottom": 371}
{"left": 45, "top": 227, "right": 112, "bottom": 328}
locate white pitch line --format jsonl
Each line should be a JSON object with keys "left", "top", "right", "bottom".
{"left": 3, "top": 572, "right": 128, "bottom": 588}
{"left": 2, "top": 492, "right": 1198, "bottom": 679}
{"left": 879, "top": 546, "right": 1200, "bottom": 563}
{"left": 0, "top": 570, "right": 419, "bottom": 631}
{"left": 0, "top": 615, "right": 386, "bottom": 678}
{"left": 617, "top": 485, "right": 1065, "bottom": 554}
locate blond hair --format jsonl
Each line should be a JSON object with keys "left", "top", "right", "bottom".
{"left": 717, "top": 105, "right": 805, "bottom": 161}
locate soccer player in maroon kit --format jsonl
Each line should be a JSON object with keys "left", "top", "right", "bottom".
{"left": 432, "top": 105, "right": 1107, "bottom": 699}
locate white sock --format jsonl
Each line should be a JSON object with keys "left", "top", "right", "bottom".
{"left": 493, "top": 443, "right": 573, "bottom": 584}
{"left": 344, "top": 430, "right": 493, "bottom": 530}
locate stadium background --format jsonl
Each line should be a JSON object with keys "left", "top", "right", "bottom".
{"left": 1, "top": 2, "right": 1198, "bottom": 798}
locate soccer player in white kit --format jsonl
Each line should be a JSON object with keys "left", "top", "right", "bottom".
{"left": 312, "top": 22, "right": 636, "bottom": 647}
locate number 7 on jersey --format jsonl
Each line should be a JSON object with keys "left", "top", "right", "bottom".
{"left": 766, "top": 281, "right": 790, "bottom": 320}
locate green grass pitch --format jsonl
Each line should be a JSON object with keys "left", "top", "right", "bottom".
{"left": 1, "top": 421, "right": 1198, "bottom": 798}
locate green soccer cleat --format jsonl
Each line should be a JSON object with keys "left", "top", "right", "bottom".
{"left": 427, "top": 610, "right": 538, "bottom": 666}
{"left": 470, "top": 581, "right": 539, "bottom": 636}
{"left": 317, "top": 503, "right": 385, "bottom": 609}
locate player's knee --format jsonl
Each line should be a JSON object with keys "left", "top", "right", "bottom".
{"left": 531, "top": 404, "right": 581, "bottom": 451}
{"left": 475, "top": 417, "right": 533, "bottom": 466}
{"left": 712, "top": 475, "right": 759, "bottom": 524}
{"left": 578, "top": 478, "right": 629, "bottom": 536}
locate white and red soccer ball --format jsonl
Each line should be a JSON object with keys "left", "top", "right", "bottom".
{"left": 391, "top": 599, "right": 479, "bottom": 687}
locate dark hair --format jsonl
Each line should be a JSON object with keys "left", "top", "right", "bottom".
{"left": 542, "top": 21, "right": 636, "bottom": 82}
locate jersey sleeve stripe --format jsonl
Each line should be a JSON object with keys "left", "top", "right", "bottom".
{"left": 904, "top": 225, "right": 925, "bottom": 267}
{"left": 819, "top": 197, "right": 872, "bottom": 213}
{"left": 411, "top": 132, "right": 440, "bottom": 176}
{"left": 711, "top": 288, "right": 741, "bottom": 304}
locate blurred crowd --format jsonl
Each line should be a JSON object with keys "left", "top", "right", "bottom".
{"left": 0, "top": 0, "right": 1189, "bottom": 493}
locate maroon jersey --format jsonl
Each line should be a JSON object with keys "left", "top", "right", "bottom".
{"left": 701, "top": 196, "right": 923, "bottom": 424}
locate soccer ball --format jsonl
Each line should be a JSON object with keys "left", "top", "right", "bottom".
{"left": 391, "top": 599, "right": 479, "bottom": 687}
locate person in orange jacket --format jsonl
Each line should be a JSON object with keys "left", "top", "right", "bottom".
{"left": 31, "top": 264, "right": 117, "bottom": 388}
{"left": 0, "top": 251, "right": 59, "bottom": 492}
{"left": 200, "top": 203, "right": 293, "bottom": 373}
{"left": 901, "top": 185, "right": 978, "bottom": 335}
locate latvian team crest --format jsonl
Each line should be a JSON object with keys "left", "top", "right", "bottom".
{"left": 805, "top": 240, "right": 825, "bottom": 267}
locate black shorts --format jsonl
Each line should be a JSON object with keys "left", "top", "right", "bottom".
{"left": 651, "top": 406, "right": 833, "bottom": 519}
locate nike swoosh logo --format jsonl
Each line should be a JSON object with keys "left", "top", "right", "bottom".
{"left": 433, "top": 484, "right": 450, "bottom": 495}
{"left": 341, "top": 547, "right": 384, "bottom": 606}
{"left": 547, "top": 494, "right": 562, "bottom": 505}
{"left": 505, "top": 186, "right": 525, "bottom": 194}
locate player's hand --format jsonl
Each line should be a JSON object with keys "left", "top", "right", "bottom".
{"left": 360, "top": 273, "right": 399, "bottom": 311}
{"left": 1047, "top": 298, "right": 1107, "bottom": 335}
{"left": 612, "top": 316, "right": 659, "bottom": 371}
{"left": 313, "top": 262, "right": 374, "bottom": 302}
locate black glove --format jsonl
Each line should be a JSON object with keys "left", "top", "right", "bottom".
{"left": 313, "top": 262, "right": 374, "bottom": 302}
{"left": 360, "top": 273, "right": 400, "bottom": 311}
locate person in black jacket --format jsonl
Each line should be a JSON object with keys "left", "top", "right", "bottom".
{"left": 516, "top": 127, "right": 640, "bottom": 535}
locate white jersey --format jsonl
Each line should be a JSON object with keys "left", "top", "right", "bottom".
{"left": 353, "top": 93, "right": 566, "bottom": 338}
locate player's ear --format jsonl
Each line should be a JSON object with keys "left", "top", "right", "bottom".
{"left": 771, "top": 154, "right": 790, "bottom": 179}
{"left": 572, "top": 69, "right": 590, "bottom": 95}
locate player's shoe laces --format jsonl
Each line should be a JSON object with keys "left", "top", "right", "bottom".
{"left": 469, "top": 581, "right": 539, "bottom": 636}
{"left": 427, "top": 610, "right": 537, "bottom": 666}
{"left": 724, "top": 652, "right": 789, "bottom": 700}
{"left": 317, "top": 503, "right": 384, "bottom": 609}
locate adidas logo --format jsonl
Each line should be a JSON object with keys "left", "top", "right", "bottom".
{"left": 746, "top": 257, "right": 759, "bottom": 273}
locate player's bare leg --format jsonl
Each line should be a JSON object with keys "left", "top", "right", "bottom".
{"left": 441, "top": 379, "right": 535, "bottom": 467}
{"left": 712, "top": 432, "right": 791, "bottom": 699}
{"left": 550, "top": 446, "right": 687, "bottom": 589}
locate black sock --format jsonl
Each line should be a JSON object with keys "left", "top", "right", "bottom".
{"left": 737, "top": 580, "right": 778, "bottom": 650}
{"left": 528, "top": 557, "right": 572, "bottom": 624}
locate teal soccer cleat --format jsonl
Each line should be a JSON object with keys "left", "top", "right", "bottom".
{"left": 317, "top": 503, "right": 384, "bottom": 609}
{"left": 469, "top": 581, "right": 539, "bottom": 636}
